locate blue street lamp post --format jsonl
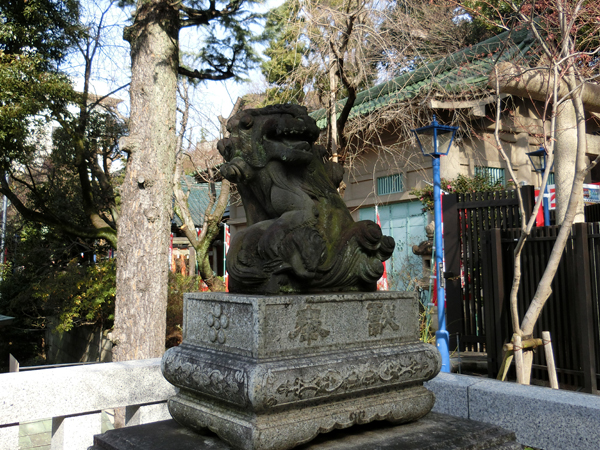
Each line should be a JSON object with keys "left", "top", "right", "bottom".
{"left": 527, "top": 147, "right": 551, "bottom": 226}
{"left": 412, "top": 116, "right": 458, "bottom": 373}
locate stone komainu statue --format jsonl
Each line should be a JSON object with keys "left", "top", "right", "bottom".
{"left": 217, "top": 104, "right": 394, "bottom": 294}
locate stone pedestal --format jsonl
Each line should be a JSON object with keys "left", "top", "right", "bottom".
{"left": 91, "top": 414, "right": 523, "bottom": 450}
{"left": 161, "top": 292, "right": 441, "bottom": 450}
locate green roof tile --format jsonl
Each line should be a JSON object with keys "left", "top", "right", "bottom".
{"left": 173, "top": 175, "right": 222, "bottom": 228}
{"left": 310, "top": 27, "right": 535, "bottom": 129}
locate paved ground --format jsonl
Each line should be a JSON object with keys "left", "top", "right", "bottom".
{"left": 19, "top": 411, "right": 114, "bottom": 449}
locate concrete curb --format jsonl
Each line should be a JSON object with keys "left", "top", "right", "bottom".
{"left": 425, "top": 372, "right": 600, "bottom": 450}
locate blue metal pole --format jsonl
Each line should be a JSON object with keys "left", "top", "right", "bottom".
{"left": 433, "top": 156, "right": 450, "bottom": 372}
{"left": 543, "top": 183, "right": 551, "bottom": 226}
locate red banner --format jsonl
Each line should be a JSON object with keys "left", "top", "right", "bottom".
{"left": 375, "top": 206, "right": 389, "bottom": 291}
{"left": 224, "top": 223, "right": 230, "bottom": 292}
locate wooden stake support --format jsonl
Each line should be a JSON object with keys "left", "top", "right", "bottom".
{"left": 503, "top": 338, "right": 543, "bottom": 352}
{"left": 496, "top": 332, "right": 560, "bottom": 389}
{"left": 496, "top": 349, "right": 514, "bottom": 381}
{"left": 542, "top": 331, "right": 559, "bottom": 389}
{"left": 513, "top": 334, "right": 525, "bottom": 384}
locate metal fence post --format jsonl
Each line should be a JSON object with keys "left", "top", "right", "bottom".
{"left": 520, "top": 185, "right": 535, "bottom": 220}
{"left": 482, "top": 228, "right": 505, "bottom": 378}
{"left": 442, "top": 193, "right": 462, "bottom": 352}
{"left": 573, "top": 222, "right": 598, "bottom": 394}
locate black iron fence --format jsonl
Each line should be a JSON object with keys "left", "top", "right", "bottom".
{"left": 585, "top": 203, "right": 600, "bottom": 222}
{"left": 481, "top": 223, "right": 600, "bottom": 393}
{"left": 442, "top": 187, "right": 600, "bottom": 392}
{"left": 442, "top": 186, "right": 534, "bottom": 353}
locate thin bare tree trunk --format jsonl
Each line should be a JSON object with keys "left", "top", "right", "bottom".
{"left": 520, "top": 71, "right": 590, "bottom": 337}
{"left": 486, "top": 0, "right": 596, "bottom": 383}
{"left": 513, "top": 334, "right": 525, "bottom": 384}
{"left": 493, "top": 66, "right": 525, "bottom": 336}
{"left": 173, "top": 95, "right": 241, "bottom": 292}
{"left": 542, "top": 331, "right": 559, "bottom": 389}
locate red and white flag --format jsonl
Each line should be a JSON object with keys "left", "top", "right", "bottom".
{"left": 375, "top": 205, "right": 389, "bottom": 291}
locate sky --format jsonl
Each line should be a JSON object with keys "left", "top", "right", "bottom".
{"left": 71, "top": 0, "right": 284, "bottom": 142}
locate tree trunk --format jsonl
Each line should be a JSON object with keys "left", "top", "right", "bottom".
{"left": 113, "top": 0, "right": 179, "bottom": 361}
{"left": 520, "top": 75, "right": 589, "bottom": 337}
{"left": 555, "top": 101, "right": 584, "bottom": 224}
{"left": 196, "top": 181, "right": 230, "bottom": 292}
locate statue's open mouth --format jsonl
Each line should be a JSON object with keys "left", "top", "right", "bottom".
{"left": 263, "top": 115, "right": 320, "bottom": 154}
{"left": 281, "top": 138, "right": 311, "bottom": 151}
{"left": 263, "top": 133, "right": 313, "bottom": 153}
{"left": 262, "top": 136, "right": 315, "bottom": 164}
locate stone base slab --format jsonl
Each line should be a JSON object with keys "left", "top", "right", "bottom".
{"left": 169, "top": 386, "right": 434, "bottom": 450}
{"left": 178, "top": 291, "right": 421, "bottom": 359}
{"left": 91, "top": 413, "right": 523, "bottom": 450}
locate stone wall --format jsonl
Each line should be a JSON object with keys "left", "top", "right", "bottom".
{"left": 46, "top": 322, "right": 113, "bottom": 364}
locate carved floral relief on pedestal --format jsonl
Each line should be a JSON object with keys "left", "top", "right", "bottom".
{"left": 207, "top": 303, "right": 229, "bottom": 344}
{"left": 162, "top": 351, "right": 248, "bottom": 405}
{"left": 274, "top": 349, "right": 438, "bottom": 402}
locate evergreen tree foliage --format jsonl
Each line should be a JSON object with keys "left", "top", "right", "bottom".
{"left": 0, "top": 0, "right": 128, "bottom": 368}
{"left": 0, "top": 0, "right": 81, "bottom": 63}
{"left": 0, "top": 0, "right": 79, "bottom": 173}
{"left": 0, "top": 218, "right": 114, "bottom": 370}
{"left": 119, "top": 0, "right": 264, "bottom": 83}
{"left": 260, "top": 0, "right": 307, "bottom": 104}
{"left": 0, "top": 0, "right": 125, "bottom": 249}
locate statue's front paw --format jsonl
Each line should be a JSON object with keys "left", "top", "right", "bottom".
{"left": 355, "top": 221, "right": 395, "bottom": 259}
{"left": 279, "top": 227, "right": 325, "bottom": 279}
{"left": 377, "top": 235, "right": 395, "bottom": 260}
{"left": 220, "top": 162, "right": 242, "bottom": 182}
{"left": 219, "top": 157, "right": 254, "bottom": 183}
{"left": 257, "top": 226, "right": 286, "bottom": 261}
